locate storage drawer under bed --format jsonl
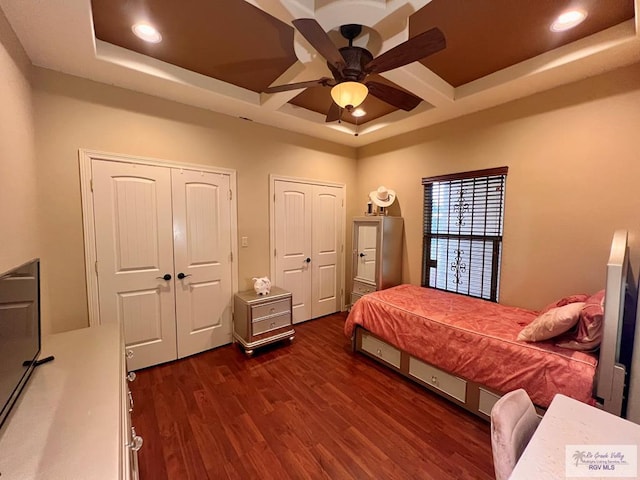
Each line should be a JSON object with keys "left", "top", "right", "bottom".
{"left": 352, "top": 326, "right": 511, "bottom": 421}
{"left": 360, "top": 332, "right": 401, "bottom": 368}
{"left": 478, "top": 388, "right": 501, "bottom": 416}
{"left": 409, "top": 357, "right": 467, "bottom": 403}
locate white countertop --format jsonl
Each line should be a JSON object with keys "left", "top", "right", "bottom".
{"left": 0, "top": 324, "right": 123, "bottom": 479}
{"left": 510, "top": 394, "right": 640, "bottom": 479}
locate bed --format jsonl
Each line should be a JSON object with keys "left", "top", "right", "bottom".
{"left": 345, "top": 230, "right": 638, "bottom": 420}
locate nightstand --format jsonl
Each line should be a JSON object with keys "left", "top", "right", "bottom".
{"left": 233, "top": 286, "right": 294, "bottom": 355}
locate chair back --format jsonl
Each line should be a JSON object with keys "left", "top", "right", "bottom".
{"left": 490, "top": 389, "right": 541, "bottom": 480}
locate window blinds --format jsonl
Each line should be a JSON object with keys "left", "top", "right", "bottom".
{"left": 422, "top": 167, "right": 507, "bottom": 302}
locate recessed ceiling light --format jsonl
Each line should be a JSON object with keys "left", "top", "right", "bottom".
{"left": 550, "top": 10, "right": 587, "bottom": 32}
{"left": 132, "top": 22, "right": 162, "bottom": 43}
{"left": 351, "top": 108, "right": 366, "bottom": 118}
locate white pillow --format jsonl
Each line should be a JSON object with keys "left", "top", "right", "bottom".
{"left": 517, "top": 302, "right": 585, "bottom": 342}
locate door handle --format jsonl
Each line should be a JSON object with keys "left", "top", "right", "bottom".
{"left": 304, "top": 258, "right": 311, "bottom": 263}
{"left": 359, "top": 252, "right": 366, "bottom": 258}
{"left": 177, "top": 272, "right": 192, "bottom": 280}
{"left": 156, "top": 273, "right": 172, "bottom": 281}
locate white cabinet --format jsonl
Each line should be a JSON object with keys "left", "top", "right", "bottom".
{"left": 0, "top": 324, "right": 140, "bottom": 479}
{"left": 351, "top": 216, "right": 403, "bottom": 305}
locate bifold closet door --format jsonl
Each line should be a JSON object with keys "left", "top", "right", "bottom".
{"left": 274, "top": 180, "right": 343, "bottom": 323}
{"left": 92, "top": 160, "right": 178, "bottom": 370}
{"left": 92, "top": 160, "right": 234, "bottom": 370}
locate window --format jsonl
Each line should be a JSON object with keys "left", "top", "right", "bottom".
{"left": 422, "top": 167, "right": 508, "bottom": 302}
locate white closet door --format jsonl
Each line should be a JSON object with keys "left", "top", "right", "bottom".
{"left": 92, "top": 160, "right": 177, "bottom": 370}
{"left": 274, "top": 181, "right": 312, "bottom": 323}
{"left": 172, "top": 170, "right": 232, "bottom": 358}
{"left": 356, "top": 224, "right": 378, "bottom": 284}
{"left": 311, "top": 185, "right": 343, "bottom": 318}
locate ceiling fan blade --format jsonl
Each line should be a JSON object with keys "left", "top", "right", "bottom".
{"left": 264, "top": 78, "right": 332, "bottom": 93}
{"left": 366, "top": 81, "right": 422, "bottom": 111}
{"left": 365, "top": 27, "right": 445, "bottom": 74}
{"left": 325, "top": 102, "right": 341, "bottom": 122}
{"left": 293, "top": 19, "right": 345, "bottom": 72}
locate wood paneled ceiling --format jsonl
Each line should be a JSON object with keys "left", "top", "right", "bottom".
{"left": 2, "top": 0, "right": 638, "bottom": 145}
{"left": 91, "top": 0, "right": 298, "bottom": 94}
{"left": 412, "top": 0, "right": 635, "bottom": 87}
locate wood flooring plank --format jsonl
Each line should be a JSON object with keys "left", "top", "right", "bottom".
{"left": 131, "top": 313, "right": 495, "bottom": 480}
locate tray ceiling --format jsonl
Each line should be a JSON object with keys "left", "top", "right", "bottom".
{"left": 1, "top": 0, "right": 639, "bottom": 146}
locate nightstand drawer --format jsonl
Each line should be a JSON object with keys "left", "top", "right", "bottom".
{"left": 252, "top": 313, "right": 291, "bottom": 335}
{"left": 251, "top": 299, "right": 290, "bottom": 320}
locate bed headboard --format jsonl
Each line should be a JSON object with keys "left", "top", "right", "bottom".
{"left": 597, "top": 230, "right": 637, "bottom": 417}
{"left": 627, "top": 265, "right": 640, "bottom": 424}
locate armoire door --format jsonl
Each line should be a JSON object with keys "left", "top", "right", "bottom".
{"left": 92, "top": 160, "right": 178, "bottom": 370}
{"left": 172, "top": 170, "right": 233, "bottom": 358}
{"left": 355, "top": 223, "right": 378, "bottom": 284}
{"left": 274, "top": 179, "right": 343, "bottom": 323}
{"left": 92, "top": 159, "right": 234, "bottom": 370}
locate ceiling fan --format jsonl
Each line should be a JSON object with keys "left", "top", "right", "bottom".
{"left": 264, "top": 19, "right": 446, "bottom": 122}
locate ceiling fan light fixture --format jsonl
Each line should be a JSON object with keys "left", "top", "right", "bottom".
{"left": 331, "top": 82, "right": 368, "bottom": 109}
{"left": 132, "top": 22, "right": 162, "bottom": 43}
{"left": 550, "top": 10, "right": 587, "bottom": 32}
{"left": 351, "top": 108, "right": 366, "bottom": 118}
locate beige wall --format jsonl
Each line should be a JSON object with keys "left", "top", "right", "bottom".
{"left": 0, "top": 10, "right": 38, "bottom": 272}
{"left": 21, "top": 41, "right": 640, "bottom": 330}
{"left": 358, "top": 62, "right": 640, "bottom": 310}
{"left": 32, "top": 68, "right": 358, "bottom": 334}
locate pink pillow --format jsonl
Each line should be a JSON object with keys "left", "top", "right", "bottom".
{"left": 539, "top": 293, "right": 589, "bottom": 315}
{"left": 556, "top": 290, "right": 605, "bottom": 351}
{"left": 518, "top": 302, "right": 585, "bottom": 342}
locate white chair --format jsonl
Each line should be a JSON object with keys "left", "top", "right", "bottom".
{"left": 490, "top": 389, "right": 541, "bottom": 480}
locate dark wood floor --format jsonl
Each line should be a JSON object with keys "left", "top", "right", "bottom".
{"left": 130, "top": 313, "right": 495, "bottom": 480}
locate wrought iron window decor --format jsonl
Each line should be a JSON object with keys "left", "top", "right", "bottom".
{"left": 422, "top": 167, "right": 508, "bottom": 302}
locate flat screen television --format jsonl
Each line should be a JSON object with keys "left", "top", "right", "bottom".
{"left": 0, "top": 258, "right": 41, "bottom": 429}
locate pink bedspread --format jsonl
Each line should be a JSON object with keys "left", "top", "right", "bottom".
{"left": 345, "top": 284, "right": 597, "bottom": 408}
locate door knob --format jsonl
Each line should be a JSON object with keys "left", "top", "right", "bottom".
{"left": 177, "top": 272, "right": 192, "bottom": 279}
{"left": 359, "top": 252, "right": 366, "bottom": 258}
{"left": 304, "top": 258, "right": 311, "bottom": 263}
{"left": 156, "top": 273, "right": 172, "bottom": 281}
